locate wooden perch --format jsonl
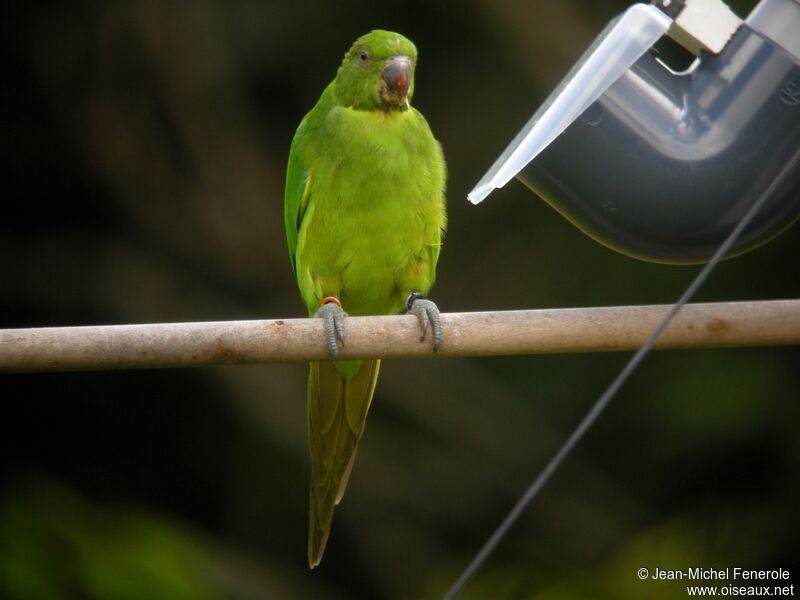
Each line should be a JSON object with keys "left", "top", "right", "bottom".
{"left": 0, "top": 300, "right": 798, "bottom": 373}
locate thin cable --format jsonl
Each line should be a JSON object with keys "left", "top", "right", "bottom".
{"left": 444, "top": 154, "right": 798, "bottom": 600}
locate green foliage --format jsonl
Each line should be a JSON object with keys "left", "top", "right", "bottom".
{"left": 0, "top": 480, "right": 217, "bottom": 600}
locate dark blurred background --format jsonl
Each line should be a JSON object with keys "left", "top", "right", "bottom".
{"left": 2, "top": 1, "right": 798, "bottom": 598}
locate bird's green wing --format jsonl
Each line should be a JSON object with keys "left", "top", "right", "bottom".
{"left": 284, "top": 120, "right": 312, "bottom": 275}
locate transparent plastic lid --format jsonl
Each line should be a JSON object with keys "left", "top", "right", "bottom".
{"left": 468, "top": 3, "right": 672, "bottom": 205}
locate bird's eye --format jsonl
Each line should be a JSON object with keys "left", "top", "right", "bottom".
{"left": 358, "top": 52, "right": 369, "bottom": 63}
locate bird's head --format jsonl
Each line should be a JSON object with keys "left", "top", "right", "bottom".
{"left": 334, "top": 30, "right": 417, "bottom": 112}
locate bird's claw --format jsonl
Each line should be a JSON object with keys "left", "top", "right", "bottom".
{"left": 406, "top": 294, "right": 442, "bottom": 353}
{"left": 314, "top": 301, "right": 347, "bottom": 358}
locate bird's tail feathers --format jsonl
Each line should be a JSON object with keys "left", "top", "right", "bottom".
{"left": 307, "top": 358, "right": 380, "bottom": 568}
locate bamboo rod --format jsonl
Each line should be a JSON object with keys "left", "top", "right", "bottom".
{"left": 0, "top": 300, "right": 798, "bottom": 373}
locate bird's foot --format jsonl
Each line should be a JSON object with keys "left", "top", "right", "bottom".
{"left": 314, "top": 296, "right": 347, "bottom": 358}
{"left": 406, "top": 293, "right": 442, "bottom": 353}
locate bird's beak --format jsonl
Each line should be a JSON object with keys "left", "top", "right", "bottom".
{"left": 381, "top": 55, "right": 412, "bottom": 107}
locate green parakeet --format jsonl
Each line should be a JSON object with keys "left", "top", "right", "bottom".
{"left": 284, "top": 30, "right": 447, "bottom": 568}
